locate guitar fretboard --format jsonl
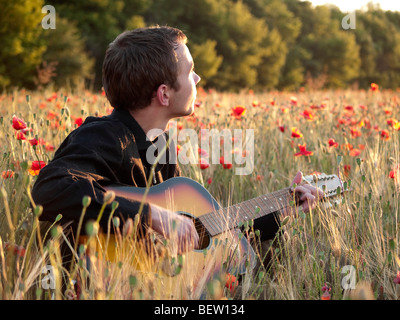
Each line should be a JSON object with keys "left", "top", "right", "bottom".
{"left": 198, "top": 187, "right": 292, "bottom": 237}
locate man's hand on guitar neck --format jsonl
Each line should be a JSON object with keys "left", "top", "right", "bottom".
{"left": 150, "top": 204, "right": 200, "bottom": 254}
{"left": 282, "top": 171, "right": 324, "bottom": 217}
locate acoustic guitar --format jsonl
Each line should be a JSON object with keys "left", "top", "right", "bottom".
{"left": 80, "top": 173, "right": 347, "bottom": 299}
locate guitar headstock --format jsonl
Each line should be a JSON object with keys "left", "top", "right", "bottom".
{"left": 302, "top": 173, "right": 350, "bottom": 199}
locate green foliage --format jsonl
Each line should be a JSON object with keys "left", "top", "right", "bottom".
{"left": 189, "top": 40, "right": 223, "bottom": 86}
{"left": 40, "top": 17, "right": 95, "bottom": 90}
{"left": 0, "top": 0, "right": 46, "bottom": 89}
{"left": 3, "top": 0, "right": 400, "bottom": 91}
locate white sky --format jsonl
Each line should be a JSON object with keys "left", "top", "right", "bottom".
{"left": 303, "top": 0, "right": 400, "bottom": 12}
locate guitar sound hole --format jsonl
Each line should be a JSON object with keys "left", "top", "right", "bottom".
{"left": 178, "top": 212, "right": 211, "bottom": 251}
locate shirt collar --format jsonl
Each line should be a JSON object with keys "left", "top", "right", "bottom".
{"left": 110, "top": 108, "right": 152, "bottom": 151}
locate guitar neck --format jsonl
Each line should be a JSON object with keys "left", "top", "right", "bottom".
{"left": 198, "top": 187, "right": 292, "bottom": 237}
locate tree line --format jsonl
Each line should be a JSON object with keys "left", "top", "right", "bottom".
{"left": 2, "top": 0, "right": 400, "bottom": 92}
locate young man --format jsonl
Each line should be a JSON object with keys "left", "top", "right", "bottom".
{"left": 32, "top": 26, "right": 322, "bottom": 258}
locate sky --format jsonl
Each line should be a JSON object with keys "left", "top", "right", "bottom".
{"left": 303, "top": 0, "right": 400, "bottom": 12}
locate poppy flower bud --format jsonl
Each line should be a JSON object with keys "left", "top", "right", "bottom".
{"left": 103, "top": 191, "right": 115, "bottom": 205}
{"left": 82, "top": 196, "right": 91, "bottom": 208}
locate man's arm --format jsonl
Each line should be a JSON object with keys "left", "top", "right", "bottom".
{"left": 31, "top": 122, "right": 152, "bottom": 237}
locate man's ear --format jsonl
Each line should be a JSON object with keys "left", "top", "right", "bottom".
{"left": 156, "top": 84, "right": 171, "bottom": 106}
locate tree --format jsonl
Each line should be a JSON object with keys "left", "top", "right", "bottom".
{"left": 52, "top": 0, "right": 150, "bottom": 89}
{"left": 206, "top": 0, "right": 267, "bottom": 90}
{"left": 0, "top": 0, "right": 46, "bottom": 90}
{"left": 39, "top": 17, "right": 95, "bottom": 90}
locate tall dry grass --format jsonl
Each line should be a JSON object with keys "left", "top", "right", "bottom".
{"left": 0, "top": 86, "right": 399, "bottom": 299}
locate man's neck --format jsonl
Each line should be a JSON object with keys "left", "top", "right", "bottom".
{"left": 129, "top": 107, "right": 170, "bottom": 140}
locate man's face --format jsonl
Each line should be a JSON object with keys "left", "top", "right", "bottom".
{"left": 168, "top": 43, "right": 201, "bottom": 118}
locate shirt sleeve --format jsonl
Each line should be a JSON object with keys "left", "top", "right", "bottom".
{"left": 31, "top": 121, "right": 152, "bottom": 238}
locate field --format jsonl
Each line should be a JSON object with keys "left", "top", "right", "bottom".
{"left": 0, "top": 85, "right": 399, "bottom": 300}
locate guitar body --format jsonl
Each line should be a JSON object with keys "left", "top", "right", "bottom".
{"left": 83, "top": 177, "right": 256, "bottom": 299}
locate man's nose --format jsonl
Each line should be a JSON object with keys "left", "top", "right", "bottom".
{"left": 194, "top": 72, "right": 201, "bottom": 85}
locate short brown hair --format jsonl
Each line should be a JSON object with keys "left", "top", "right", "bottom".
{"left": 102, "top": 26, "right": 187, "bottom": 110}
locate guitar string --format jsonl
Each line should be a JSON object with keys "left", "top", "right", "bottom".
{"left": 195, "top": 187, "right": 294, "bottom": 236}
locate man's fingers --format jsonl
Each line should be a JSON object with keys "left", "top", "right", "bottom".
{"left": 177, "top": 218, "right": 199, "bottom": 252}
{"left": 292, "top": 184, "right": 324, "bottom": 199}
{"left": 304, "top": 184, "right": 324, "bottom": 198}
{"left": 291, "top": 170, "right": 303, "bottom": 187}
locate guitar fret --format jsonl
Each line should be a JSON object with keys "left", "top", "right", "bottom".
{"left": 259, "top": 195, "right": 275, "bottom": 214}
{"left": 265, "top": 194, "right": 277, "bottom": 213}
{"left": 211, "top": 210, "right": 223, "bottom": 235}
{"left": 227, "top": 205, "right": 239, "bottom": 230}
{"left": 200, "top": 214, "right": 215, "bottom": 236}
{"left": 273, "top": 188, "right": 291, "bottom": 211}
{"left": 267, "top": 192, "right": 281, "bottom": 212}
{"left": 203, "top": 212, "right": 219, "bottom": 236}
{"left": 253, "top": 196, "right": 267, "bottom": 218}
{"left": 240, "top": 200, "right": 253, "bottom": 224}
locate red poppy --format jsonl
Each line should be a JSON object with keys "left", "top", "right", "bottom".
{"left": 3, "top": 243, "right": 26, "bottom": 258}
{"left": 198, "top": 148, "right": 209, "bottom": 158}
{"left": 12, "top": 116, "right": 27, "bottom": 130}
{"left": 344, "top": 105, "right": 354, "bottom": 112}
{"left": 46, "top": 93, "right": 57, "bottom": 102}
{"left": 28, "top": 138, "right": 39, "bottom": 146}
{"left": 225, "top": 273, "right": 239, "bottom": 293}
{"left": 350, "top": 128, "right": 362, "bottom": 138}
{"left": 291, "top": 127, "right": 303, "bottom": 139}
{"left": 328, "top": 139, "right": 339, "bottom": 148}
{"left": 387, "top": 118, "right": 400, "bottom": 130}
{"left": 389, "top": 166, "right": 400, "bottom": 181}
{"left": 231, "top": 106, "right": 246, "bottom": 120}
{"left": 300, "top": 109, "right": 314, "bottom": 121}
{"left": 294, "top": 144, "right": 313, "bottom": 157}
{"left": 278, "top": 126, "right": 285, "bottom": 133}
{"left": 370, "top": 83, "right": 379, "bottom": 91}
{"left": 15, "top": 131, "right": 26, "bottom": 140}
{"left": 342, "top": 143, "right": 353, "bottom": 151}
{"left": 45, "top": 143, "right": 55, "bottom": 152}
{"left": 389, "top": 170, "right": 398, "bottom": 180}
{"left": 199, "top": 158, "right": 209, "bottom": 170}
{"left": 321, "top": 284, "right": 331, "bottom": 300}
{"left": 384, "top": 108, "right": 392, "bottom": 115}
{"left": 29, "top": 161, "right": 46, "bottom": 176}
{"left": 349, "top": 149, "right": 361, "bottom": 157}
{"left": 2, "top": 170, "right": 14, "bottom": 179}
{"left": 380, "top": 130, "right": 390, "bottom": 141}
{"left": 220, "top": 156, "right": 232, "bottom": 169}
{"left": 74, "top": 117, "right": 83, "bottom": 127}
{"left": 344, "top": 164, "right": 351, "bottom": 177}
